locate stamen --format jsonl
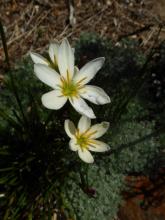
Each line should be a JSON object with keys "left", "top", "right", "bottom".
{"left": 83, "top": 128, "right": 97, "bottom": 137}
{"left": 60, "top": 76, "right": 65, "bottom": 84}
{"left": 77, "top": 85, "right": 85, "bottom": 90}
{"left": 75, "top": 128, "right": 80, "bottom": 137}
{"left": 86, "top": 130, "right": 97, "bottom": 138}
{"left": 88, "top": 139, "right": 97, "bottom": 144}
{"left": 77, "top": 77, "right": 87, "bottom": 85}
{"left": 75, "top": 129, "right": 98, "bottom": 151}
{"left": 82, "top": 127, "right": 91, "bottom": 135}
{"left": 88, "top": 144, "right": 96, "bottom": 148}
{"left": 67, "top": 70, "right": 70, "bottom": 82}
{"left": 60, "top": 73, "right": 82, "bottom": 98}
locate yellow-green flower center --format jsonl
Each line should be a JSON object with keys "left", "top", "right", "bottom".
{"left": 75, "top": 129, "right": 97, "bottom": 150}
{"left": 76, "top": 135, "right": 89, "bottom": 149}
{"left": 60, "top": 71, "right": 82, "bottom": 97}
{"left": 59, "top": 71, "right": 87, "bottom": 98}
{"left": 61, "top": 79, "right": 78, "bottom": 97}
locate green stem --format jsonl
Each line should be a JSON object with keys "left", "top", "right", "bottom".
{"left": 0, "top": 20, "right": 28, "bottom": 129}
{"left": 8, "top": 70, "right": 29, "bottom": 129}
{"left": 79, "top": 171, "right": 86, "bottom": 188}
{"left": 0, "top": 19, "right": 10, "bottom": 69}
{"left": 0, "top": 109, "right": 22, "bottom": 130}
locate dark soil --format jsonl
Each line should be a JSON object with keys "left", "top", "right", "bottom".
{"left": 0, "top": 0, "right": 165, "bottom": 66}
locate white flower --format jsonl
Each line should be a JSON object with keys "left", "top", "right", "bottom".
{"left": 33, "top": 38, "right": 110, "bottom": 118}
{"left": 30, "top": 40, "right": 60, "bottom": 68}
{"left": 64, "top": 115, "right": 110, "bottom": 163}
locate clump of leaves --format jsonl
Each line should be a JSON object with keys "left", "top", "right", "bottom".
{"left": 0, "top": 59, "right": 82, "bottom": 219}
{"left": 0, "top": 57, "right": 124, "bottom": 220}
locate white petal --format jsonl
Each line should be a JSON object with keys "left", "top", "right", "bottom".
{"left": 34, "top": 64, "right": 61, "bottom": 89}
{"left": 78, "top": 148, "right": 94, "bottom": 163}
{"left": 74, "top": 66, "right": 79, "bottom": 74}
{"left": 41, "top": 90, "right": 67, "bottom": 109}
{"left": 69, "top": 139, "right": 78, "bottom": 151}
{"left": 64, "top": 119, "right": 76, "bottom": 139}
{"left": 49, "top": 41, "right": 59, "bottom": 63}
{"left": 88, "top": 140, "right": 110, "bottom": 152}
{"left": 80, "top": 85, "right": 110, "bottom": 105}
{"left": 69, "top": 97, "right": 96, "bottom": 119}
{"left": 73, "top": 57, "right": 105, "bottom": 85}
{"left": 72, "top": 47, "right": 75, "bottom": 54}
{"left": 30, "top": 52, "right": 49, "bottom": 65}
{"left": 78, "top": 116, "right": 91, "bottom": 133}
{"left": 87, "top": 122, "right": 109, "bottom": 139}
{"left": 58, "top": 38, "right": 74, "bottom": 79}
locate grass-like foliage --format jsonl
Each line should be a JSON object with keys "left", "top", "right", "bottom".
{"left": 0, "top": 34, "right": 164, "bottom": 220}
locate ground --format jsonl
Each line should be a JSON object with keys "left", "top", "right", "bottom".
{"left": 0, "top": 0, "right": 165, "bottom": 66}
{"left": 0, "top": 1, "right": 165, "bottom": 219}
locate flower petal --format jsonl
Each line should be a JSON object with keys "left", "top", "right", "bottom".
{"left": 58, "top": 38, "right": 74, "bottom": 79}
{"left": 64, "top": 119, "right": 76, "bottom": 139}
{"left": 72, "top": 47, "right": 75, "bottom": 54}
{"left": 69, "top": 139, "right": 78, "bottom": 151}
{"left": 73, "top": 57, "right": 105, "bottom": 85}
{"left": 41, "top": 90, "right": 67, "bottom": 109}
{"left": 49, "top": 41, "right": 59, "bottom": 64}
{"left": 80, "top": 85, "right": 110, "bottom": 105}
{"left": 30, "top": 52, "right": 49, "bottom": 65}
{"left": 74, "top": 66, "right": 79, "bottom": 74}
{"left": 78, "top": 148, "right": 94, "bottom": 163}
{"left": 34, "top": 64, "right": 61, "bottom": 89}
{"left": 88, "top": 140, "right": 110, "bottom": 152}
{"left": 78, "top": 115, "right": 91, "bottom": 133}
{"left": 87, "top": 122, "right": 109, "bottom": 139}
{"left": 69, "top": 97, "right": 96, "bottom": 119}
